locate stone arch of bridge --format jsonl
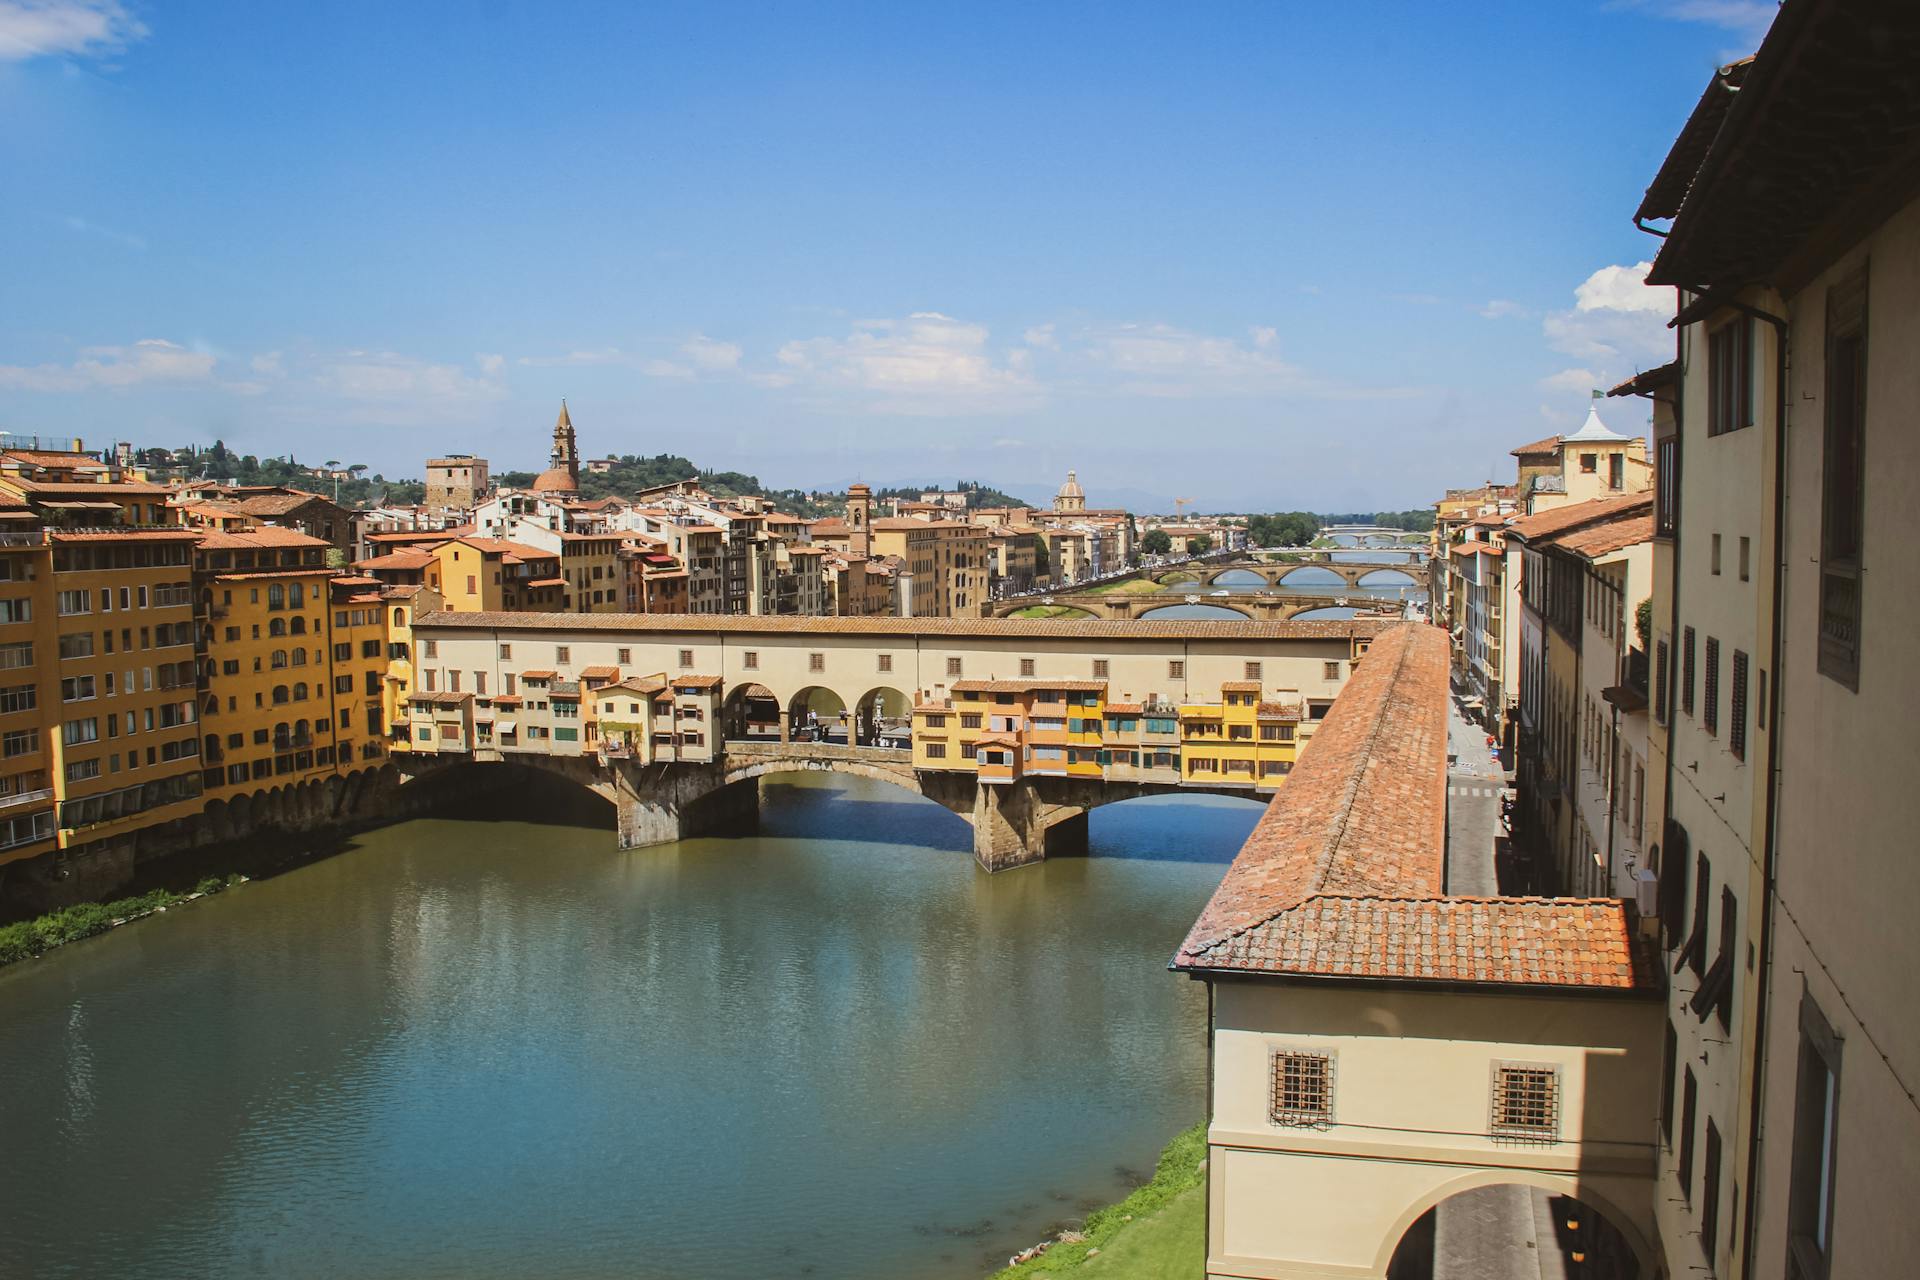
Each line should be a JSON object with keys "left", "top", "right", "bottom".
{"left": 398, "top": 752, "right": 620, "bottom": 807}
{"left": 1137, "top": 601, "right": 1252, "bottom": 621}
{"left": 1356, "top": 566, "right": 1418, "bottom": 588}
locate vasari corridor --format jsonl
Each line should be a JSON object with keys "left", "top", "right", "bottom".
{"left": 3, "top": 3, "right": 1918, "bottom": 1278}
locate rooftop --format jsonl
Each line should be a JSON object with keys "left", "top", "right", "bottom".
{"left": 413, "top": 612, "right": 1388, "bottom": 642}
{"left": 1173, "top": 623, "right": 1656, "bottom": 991}
{"left": 1504, "top": 492, "right": 1652, "bottom": 542}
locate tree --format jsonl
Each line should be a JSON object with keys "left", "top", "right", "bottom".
{"left": 1141, "top": 528, "right": 1172, "bottom": 555}
{"left": 1186, "top": 534, "right": 1213, "bottom": 555}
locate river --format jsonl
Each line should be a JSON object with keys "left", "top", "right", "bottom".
{"left": 0, "top": 774, "right": 1259, "bottom": 1279}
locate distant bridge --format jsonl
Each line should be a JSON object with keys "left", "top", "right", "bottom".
{"left": 393, "top": 740, "right": 1271, "bottom": 872}
{"left": 985, "top": 590, "right": 1400, "bottom": 622}
{"left": 1155, "top": 560, "right": 1426, "bottom": 591}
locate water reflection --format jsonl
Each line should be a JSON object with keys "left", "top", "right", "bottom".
{"left": 0, "top": 776, "right": 1255, "bottom": 1280}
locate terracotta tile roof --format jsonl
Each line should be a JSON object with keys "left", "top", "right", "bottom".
{"left": 413, "top": 612, "right": 1387, "bottom": 642}
{"left": 231, "top": 493, "right": 328, "bottom": 516}
{"left": 1257, "top": 699, "right": 1305, "bottom": 718}
{"left": 5, "top": 479, "right": 173, "bottom": 496}
{"left": 195, "top": 528, "right": 330, "bottom": 550}
{"left": 1104, "top": 702, "right": 1144, "bottom": 715}
{"left": 47, "top": 528, "right": 198, "bottom": 542}
{"left": 488, "top": 694, "right": 524, "bottom": 707}
{"left": 1221, "top": 680, "right": 1262, "bottom": 692}
{"left": 518, "top": 669, "right": 557, "bottom": 679}
{"left": 973, "top": 731, "right": 1021, "bottom": 746}
{"left": 672, "top": 674, "right": 723, "bottom": 689}
{"left": 578, "top": 665, "right": 620, "bottom": 680}
{"left": 1504, "top": 492, "right": 1652, "bottom": 542}
{"left": 1542, "top": 511, "right": 1655, "bottom": 560}
{"left": 952, "top": 678, "right": 1107, "bottom": 693}
{"left": 408, "top": 691, "right": 472, "bottom": 707}
{"left": 1510, "top": 434, "right": 1562, "bottom": 457}
{"left": 600, "top": 676, "right": 666, "bottom": 695}
{"left": 1172, "top": 623, "right": 1658, "bottom": 992}
{"left": 524, "top": 577, "right": 567, "bottom": 588}
{"left": 356, "top": 548, "right": 435, "bottom": 570}
{"left": 1607, "top": 362, "right": 1679, "bottom": 398}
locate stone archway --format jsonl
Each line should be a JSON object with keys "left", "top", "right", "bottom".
{"left": 722, "top": 683, "right": 782, "bottom": 742}
{"left": 786, "top": 685, "right": 849, "bottom": 745}
{"left": 1379, "top": 1174, "right": 1655, "bottom": 1280}
{"left": 851, "top": 685, "right": 912, "bottom": 747}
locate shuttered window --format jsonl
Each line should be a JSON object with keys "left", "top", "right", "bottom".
{"left": 1730, "top": 649, "right": 1749, "bottom": 760}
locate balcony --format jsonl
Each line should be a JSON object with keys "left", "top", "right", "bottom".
{"left": 0, "top": 786, "right": 54, "bottom": 813}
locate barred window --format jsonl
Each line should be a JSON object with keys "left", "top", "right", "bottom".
{"left": 809, "top": 652, "right": 825, "bottom": 673}
{"left": 1093, "top": 659, "right": 1108, "bottom": 678}
{"left": 947, "top": 656, "right": 962, "bottom": 677}
{"left": 1490, "top": 1064, "right": 1559, "bottom": 1141}
{"left": 1244, "top": 661, "right": 1262, "bottom": 681}
{"left": 1323, "top": 661, "right": 1342, "bottom": 681}
{"left": 1681, "top": 626, "right": 1696, "bottom": 717}
{"left": 744, "top": 651, "right": 759, "bottom": 669}
{"left": 1168, "top": 660, "right": 1184, "bottom": 680}
{"left": 1020, "top": 658, "right": 1035, "bottom": 677}
{"left": 1654, "top": 638, "right": 1670, "bottom": 724}
{"left": 1269, "top": 1050, "right": 1333, "bottom": 1128}
{"left": 877, "top": 653, "right": 892, "bottom": 673}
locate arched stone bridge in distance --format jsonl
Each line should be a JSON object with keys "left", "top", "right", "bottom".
{"left": 391, "top": 740, "right": 1272, "bottom": 872}
{"left": 984, "top": 590, "right": 1400, "bottom": 622}
{"left": 1155, "top": 559, "right": 1424, "bottom": 591}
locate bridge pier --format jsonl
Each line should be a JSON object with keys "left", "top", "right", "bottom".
{"left": 612, "top": 761, "right": 754, "bottom": 849}
{"left": 970, "top": 780, "right": 1089, "bottom": 871}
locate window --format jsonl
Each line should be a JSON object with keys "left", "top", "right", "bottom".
{"left": 1660, "top": 1021, "right": 1678, "bottom": 1145}
{"left": 1168, "top": 661, "right": 1184, "bottom": 680}
{"left": 877, "top": 654, "right": 892, "bottom": 673}
{"left": 555, "top": 645, "right": 570, "bottom": 664}
{"left": 1787, "top": 994, "right": 1842, "bottom": 1279}
{"left": 679, "top": 649, "right": 694, "bottom": 667}
{"left": 1709, "top": 316, "right": 1754, "bottom": 436}
{"left": 809, "top": 652, "right": 825, "bottom": 673}
{"left": 62, "top": 718, "right": 99, "bottom": 746}
{"left": 1244, "top": 661, "right": 1262, "bottom": 681}
{"left": 0, "top": 642, "right": 31, "bottom": 670}
{"left": 1730, "top": 650, "right": 1750, "bottom": 761}
{"left": 1020, "top": 659, "right": 1035, "bottom": 677}
{"left": 1703, "top": 1119, "right": 1724, "bottom": 1264}
{"left": 423, "top": 639, "right": 437, "bottom": 659}
{"left": 1704, "top": 636, "right": 1720, "bottom": 736}
{"left": 924, "top": 742, "right": 947, "bottom": 759}
{"left": 1269, "top": 1050, "right": 1334, "bottom": 1128}
{"left": 1580, "top": 451, "right": 1598, "bottom": 473}
{"left": 960, "top": 713, "right": 981, "bottom": 730}
{"left": 64, "top": 758, "right": 100, "bottom": 784}
{"left": 1819, "top": 268, "right": 1867, "bottom": 689}
{"left": 1682, "top": 852, "right": 1712, "bottom": 977}
{"left": 0, "top": 598, "right": 30, "bottom": 624}
{"left": 1609, "top": 452, "right": 1625, "bottom": 490}
{"left": 1490, "top": 1064, "right": 1559, "bottom": 1141}
{"left": 60, "top": 675, "right": 96, "bottom": 702}
{"left": 2, "top": 728, "right": 37, "bottom": 757}
{"left": 1323, "top": 661, "right": 1342, "bottom": 681}
{"left": 497, "top": 643, "right": 511, "bottom": 660}
{"left": 1679, "top": 1066, "right": 1698, "bottom": 1198}
{"left": 1655, "top": 638, "right": 1670, "bottom": 724}
{"left": 0, "top": 684, "right": 33, "bottom": 715}
{"left": 1739, "top": 536, "right": 1751, "bottom": 582}
{"left": 1711, "top": 533, "right": 1722, "bottom": 575}
{"left": 57, "top": 590, "right": 90, "bottom": 616}
{"left": 617, "top": 647, "right": 631, "bottom": 664}
{"left": 947, "top": 657, "right": 962, "bottom": 677}
{"left": 1682, "top": 626, "right": 1696, "bottom": 716}
{"left": 1657, "top": 436, "right": 1679, "bottom": 536}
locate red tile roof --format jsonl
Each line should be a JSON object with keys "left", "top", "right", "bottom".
{"left": 1173, "top": 623, "right": 1656, "bottom": 991}
{"left": 413, "top": 612, "right": 1387, "bottom": 642}
{"left": 1503, "top": 492, "right": 1652, "bottom": 542}
{"left": 1510, "top": 434, "right": 1562, "bottom": 457}
{"left": 1543, "top": 511, "right": 1655, "bottom": 560}
{"left": 196, "top": 527, "right": 330, "bottom": 550}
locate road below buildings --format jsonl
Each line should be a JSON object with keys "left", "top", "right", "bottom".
{"left": 1446, "top": 691, "right": 1508, "bottom": 895}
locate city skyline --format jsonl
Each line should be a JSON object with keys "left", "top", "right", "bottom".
{"left": 0, "top": 1, "right": 1772, "bottom": 509}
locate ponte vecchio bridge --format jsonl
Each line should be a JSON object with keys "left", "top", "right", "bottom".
{"left": 390, "top": 611, "right": 1387, "bottom": 870}
{"left": 984, "top": 590, "right": 1404, "bottom": 621}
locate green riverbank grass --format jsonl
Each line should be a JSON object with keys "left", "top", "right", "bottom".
{"left": 1080, "top": 578, "right": 1166, "bottom": 596}
{"left": 992, "top": 1124, "right": 1206, "bottom": 1278}
{"left": 0, "top": 875, "right": 244, "bottom": 969}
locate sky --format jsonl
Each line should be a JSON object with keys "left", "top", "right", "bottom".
{"left": 0, "top": 1, "right": 1779, "bottom": 512}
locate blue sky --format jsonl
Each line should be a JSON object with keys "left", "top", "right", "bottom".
{"left": 0, "top": 1, "right": 1776, "bottom": 511}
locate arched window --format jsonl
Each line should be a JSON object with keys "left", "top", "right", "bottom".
{"left": 291, "top": 649, "right": 307, "bottom": 667}
{"left": 272, "top": 685, "right": 289, "bottom": 705}
{"left": 393, "top": 608, "right": 405, "bottom": 628}
{"left": 292, "top": 683, "right": 308, "bottom": 701}
{"left": 290, "top": 616, "right": 307, "bottom": 635}
{"left": 267, "top": 584, "right": 286, "bottom": 610}
{"left": 270, "top": 649, "right": 288, "bottom": 669}
{"left": 269, "top": 618, "right": 287, "bottom": 637}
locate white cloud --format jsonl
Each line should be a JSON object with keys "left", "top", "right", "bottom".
{"left": 476, "top": 353, "right": 506, "bottom": 378}
{"left": 1539, "top": 367, "right": 1602, "bottom": 395}
{"left": 680, "top": 334, "right": 740, "bottom": 372}
{"left": 1080, "top": 322, "right": 1418, "bottom": 401}
{"left": 1543, "top": 261, "right": 1675, "bottom": 365}
{"left": 315, "top": 352, "right": 506, "bottom": 422}
{"left": 1022, "top": 324, "right": 1058, "bottom": 350}
{"left": 1610, "top": 0, "right": 1776, "bottom": 45}
{"left": 1479, "top": 299, "right": 1526, "bottom": 320}
{"left": 773, "top": 312, "right": 1037, "bottom": 415}
{"left": 0, "top": 338, "right": 216, "bottom": 391}
{"left": 638, "top": 358, "right": 692, "bottom": 379}
{"left": 0, "top": 0, "right": 146, "bottom": 63}
{"left": 250, "top": 351, "right": 285, "bottom": 377}
{"left": 62, "top": 214, "right": 144, "bottom": 250}
{"left": 517, "top": 348, "right": 628, "bottom": 368}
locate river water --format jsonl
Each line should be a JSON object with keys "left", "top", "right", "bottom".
{"left": 0, "top": 774, "right": 1260, "bottom": 1279}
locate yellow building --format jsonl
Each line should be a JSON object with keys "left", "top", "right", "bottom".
{"left": 0, "top": 531, "right": 57, "bottom": 868}
{"left": 381, "top": 584, "right": 443, "bottom": 750}
{"left": 327, "top": 577, "right": 392, "bottom": 772}
{"left": 430, "top": 537, "right": 566, "bottom": 613}
{"left": 193, "top": 529, "right": 361, "bottom": 798}
{"left": 1180, "top": 681, "right": 1306, "bottom": 789}
{"left": 48, "top": 529, "right": 204, "bottom": 847}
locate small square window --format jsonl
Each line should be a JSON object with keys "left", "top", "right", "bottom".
{"left": 498, "top": 643, "right": 511, "bottom": 660}
{"left": 678, "top": 649, "right": 694, "bottom": 668}
{"left": 1270, "top": 1050, "right": 1334, "bottom": 1129}
{"left": 1324, "top": 661, "right": 1343, "bottom": 681}
{"left": 809, "top": 652, "right": 825, "bottom": 673}
{"left": 617, "top": 647, "right": 632, "bottom": 664}
{"left": 1168, "top": 660, "right": 1184, "bottom": 680}
{"left": 1244, "top": 661, "right": 1262, "bottom": 681}
{"left": 1490, "top": 1063, "right": 1559, "bottom": 1141}
{"left": 744, "top": 651, "right": 759, "bottom": 670}
{"left": 1020, "top": 658, "right": 1036, "bottom": 678}
{"left": 555, "top": 645, "right": 570, "bottom": 664}
{"left": 1092, "top": 659, "right": 1108, "bottom": 678}
{"left": 877, "top": 654, "right": 892, "bottom": 673}
{"left": 947, "top": 657, "right": 962, "bottom": 677}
